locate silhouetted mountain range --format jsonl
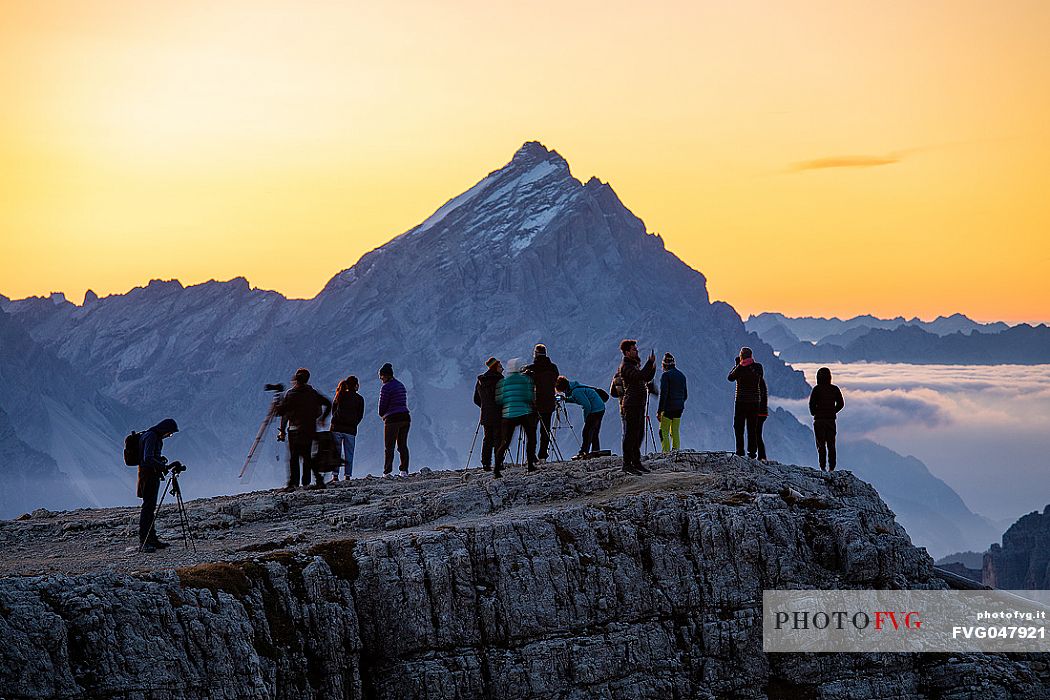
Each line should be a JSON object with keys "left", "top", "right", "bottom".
{"left": 747, "top": 312, "right": 1011, "bottom": 344}
{"left": 0, "top": 142, "right": 996, "bottom": 555}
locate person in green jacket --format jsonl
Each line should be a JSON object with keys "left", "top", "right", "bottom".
{"left": 495, "top": 358, "right": 538, "bottom": 477}
{"left": 556, "top": 376, "right": 606, "bottom": 458}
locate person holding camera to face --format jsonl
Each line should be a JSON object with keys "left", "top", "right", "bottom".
{"left": 137, "top": 417, "right": 179, "bottom": 552}
{"left": 613, "top": 339, "right": 656, "bottom": 475}
{"left": 727, "top": 347, "right": 764, "bottom": 459}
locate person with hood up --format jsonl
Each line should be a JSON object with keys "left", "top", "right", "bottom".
{"left": 657, "top": 353, "right": 688, "bottom": 452}
{"left": 727, "top": 347, "right": 763, "bottom": 459}
{"left": 555, "top": 376, "right": 605, "bottom": 457}
{"left": 495, "top": 357, "right": 538, "bottom": 477}
{"left": 473, "top": 357, "right": 504, "bottom": 471}
{"left": 138, "top": 417, "right": 179, "bottom": 552}
{"left": 330, "top": 376, "right": 365, "bottom": 482}
{"left": 277, "top": 368, "right": 332, "bottom": 491}
{"left": 612, "top": 339, "right": 656, "bottom": 475}
{"left": 523, "top": 344, "right": 559, "bottom": 463}
{"left": 378, "top": 362, "right": 411, "bottom": 478}
{"left": 809, "top": 366, "right": 845, "bottom": 471}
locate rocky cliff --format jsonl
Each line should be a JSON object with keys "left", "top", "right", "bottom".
{"left": 985, "top": 504, "right": 1050, "bottom": 589}
{"left": 1, "top": 453, "right": 1046, "bottom": 699}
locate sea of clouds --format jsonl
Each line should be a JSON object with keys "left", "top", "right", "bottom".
{"left": 774, "top": 363, "right": 1050, "bottom": 525}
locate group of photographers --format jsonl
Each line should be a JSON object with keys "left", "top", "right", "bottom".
{"left": 137, "top": 340, "right": 845, "bottom": 551}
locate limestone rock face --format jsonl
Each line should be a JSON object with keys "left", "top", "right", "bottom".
{"left": 985, "top": 504, "right": 1050, "bottom": 589}
{"left": 1, "top": 453, "right": 1046, "bottom": 699}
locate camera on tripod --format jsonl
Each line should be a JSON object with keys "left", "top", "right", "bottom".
{"left": 169, "top": 460, "right": 187, "bottom": 475}
{"left": 265, "top": 383, "right": 285, "bottom": 393}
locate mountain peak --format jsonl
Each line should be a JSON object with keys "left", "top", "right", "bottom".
{"left": 510, "top": 140, "right": 566, "bottom": 169}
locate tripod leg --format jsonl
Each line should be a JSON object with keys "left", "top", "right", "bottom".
{"left": 240, "top": 406, "right": 277, "bottom": 478}
{"left": 464, "top": 420, "right": 481, "bottom": 470}
{"left": 174, "top": 487, "right": 196, "bottom": 553}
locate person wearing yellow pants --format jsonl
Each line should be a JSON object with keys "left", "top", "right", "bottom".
{"left": 657, "top": 353, "right": 688, "bottom": 451}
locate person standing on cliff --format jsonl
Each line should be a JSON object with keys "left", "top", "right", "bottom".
{"left": 330, "top": 376, "right": 364, "bottom": 483}
{"left": 495, "top": 358, "right": 538, "bottom": 477}
{"left": 473, "top": 357, "right": 504, "bottom": 471}
{"left": 137, "top": 417, "right": 179, "bottom": 552}
{"left": 523, "top": 344, "right": 560, "bottom": 463}
{"left": 727, "top": 347, "right": 763, "bottom": 459}
{"left": 613, "top": 339, "right": 656, "bottom": 476}
{"left": 756, "top": 372, "right": 770, "bottom": 461}
{"left": 657, "top": 353, "right": 687, "bottom": 452}
{"left": 809, "top": 366, "right": 845, "bottom": 471}
{"left": 378, "top": 362, "right": 411, "bottom": 478}
{"left": 277, "top": 368, "right": 332, "bottom": 491}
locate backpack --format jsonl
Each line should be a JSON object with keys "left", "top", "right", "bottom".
{"left": 312, "top": 431, "right": 342, "bottom": 472}
{"left": 123, "top": 431, "right": 142, "bottom": 466}
{"left": 586, "top": 386, "right": 611, "bottom": 403}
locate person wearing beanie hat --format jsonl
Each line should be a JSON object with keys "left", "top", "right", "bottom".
{"left": 657, "top": 353, "right": 688, "bottom": 451}
{"left": 277, "top": 367, "right": 332, "bottom": 491}
{"left": 378, "top": 362, "right": 411, "bottom": 477}
{"left": 523, "top": 343, "right": 559, "bottom": 463}
{"left": 473, "top": 357, "right": 504, "bottom": 470}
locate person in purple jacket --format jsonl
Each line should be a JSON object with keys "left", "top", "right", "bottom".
{"left": 378, "top": 362, "right": 410, "bottom": 478}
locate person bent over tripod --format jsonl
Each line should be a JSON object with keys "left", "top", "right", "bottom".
{"left": 613, "top": 339, "right": 656, "bottom": 475}
{"left": 379, "top": 362, "right": 411, "bottom": 478}
{"left": 138, "top": 418, "right": 178, "bottom": 552}
{"left": 495, "top": 358, "right": 538, "bottom": 478}
{"left": 556, "top": 376, "right": 605, "bottom": 458}
{"left": 473, "top": 357, "right": 504, "bottom": 470}
{"left": 277, "top": 368, "right": 332, "bottom": 491}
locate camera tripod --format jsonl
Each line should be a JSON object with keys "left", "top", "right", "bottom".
{"left": 537, "top": 400, "right": 580, "bottom": 461}
{"left": 139, "top": 467, "right": 196, "bottom": 553}
{"left": 240, "top": 383, "right": 285, "bottom": 479}
{"left": 644, "top": 395, "right": 660, "bottom": 455}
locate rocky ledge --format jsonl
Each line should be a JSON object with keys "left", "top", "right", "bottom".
{"left": 1, "top": 453, "right": 1047, "bottom": 699}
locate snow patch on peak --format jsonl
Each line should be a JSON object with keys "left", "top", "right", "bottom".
{"left": 412, "top": 171, "right": 500, "bottom": 236}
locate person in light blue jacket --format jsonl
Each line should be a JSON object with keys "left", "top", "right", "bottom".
{"left": 555, "top": 376, "right": 606, "bottom": 458}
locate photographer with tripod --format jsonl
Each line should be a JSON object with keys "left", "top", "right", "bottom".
{"left": 612, "top": 339, "right": 656, "bottom": 476}
{"left": 277, "top": 368, "right": 332, "bottom": 491}
{"left": 137, "top": 418, "right": 179, "bottom": 552}
{"left": 523, "top": 344, "right": 559, "bottom": 464}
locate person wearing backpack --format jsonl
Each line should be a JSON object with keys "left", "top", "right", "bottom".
{"left": 277, "top": 368, "right": 332, "bottom": 491}
{"left": 657, "top": 353, "right": 687, "bottom": 452}
{"left": 136, "top": 417, "right": 179, "bottom": 553}
{"left": 330, "top": 376, "right": 365, "bottom": 483}
{"left": 555, "top": 376, "right": 606, "bottom": 458}
{"left": 809, "top": 366, "right": 845, "bottom": 471}
{"left": 613, "top": 339, "right": 656, "bottom": 476}
{"left": 495, "top": 358, "right": 538, "bottom": 477}
{"left": 523, "top": 344, "right": 559, "bottom": 463}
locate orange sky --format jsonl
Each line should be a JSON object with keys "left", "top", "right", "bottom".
{"left": 2, "top": 1, "right": 1048, "bottom": 323}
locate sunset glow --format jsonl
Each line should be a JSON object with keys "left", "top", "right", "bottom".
{"left": 2, "top": 0, "right": 1049, "bottom": 322}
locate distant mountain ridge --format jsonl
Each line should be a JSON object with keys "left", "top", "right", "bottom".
{"left": 747, "top": 311, "right": 1011, "bottom": 344}
{"left": 0, "top": 142, "right": 995, "bottom": 555}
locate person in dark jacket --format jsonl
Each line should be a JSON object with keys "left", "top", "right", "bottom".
{"left": 277, "top": 368, "right": 332, "bottom": 491}
{"left": 657, "top": 353, "right": 687, "bottom": 451}
{"left": 495, "top": 358, "right": 538, "bottom": 477}
{"left": 330, "top": 376, "right": 365, "bottom": 482}
{"left": 727, "top": 347, "right": 763, "bottom": 459}
{"left": 809, "top": 366, "right": 845, "bottom": 471}
{"left": 473, "top": 357, "right": 504, "bottom": 471}
{"left": 756, "top": 374, "right": 769, "bottom": 461}
{"left": 612, "top": 339, "right": 656, "bottom": 475}
{"left": 137, "top": 417, "right": 179, "bottom": 552}
{"left": 523, "top": 344, "right": 559, "bottom": 463}
{"left": 378, "top": 362, "right": 411, "bottom": 477}
{"left": 556, "top": 376, "right": 605, "bottom": 457}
